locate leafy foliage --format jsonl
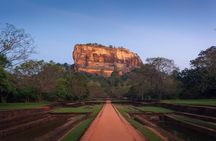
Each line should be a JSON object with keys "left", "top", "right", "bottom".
{"left": 146, "top": 57, "right": 179, "bottom": 75}
{"left": 177, "top": 46, "right": 216, "bottom": 99}
{"left": 125, "top": 63, "right": 181, "bottom": 100}
{"left": 0, "top": 23, "right": 215, "bottom": 102}
{"left": 0, "top": 67, "right": 15, "bottom": 102}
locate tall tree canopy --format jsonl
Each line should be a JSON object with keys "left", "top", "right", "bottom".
{"left": 146, "top": 57, "right": 178, "bottom": 75}
{"left": 190, "top": 46, "right": 216, "bottom": 70}
{"left": 178, "top": 46, "right": 216, "bottom": 99}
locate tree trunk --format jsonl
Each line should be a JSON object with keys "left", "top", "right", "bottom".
{"left": 1, "top": 95, "right": 7, "bottom": 103}
{"left": 37, "top": 93, "right": 42, "bottom": 102}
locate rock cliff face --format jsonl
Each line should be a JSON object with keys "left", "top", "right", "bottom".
{"left": 73, "top": 44, "right": 143, "bottom": 77}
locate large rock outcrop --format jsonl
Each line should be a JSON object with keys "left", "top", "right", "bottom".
{"left": 73, "top": 44, "right": 143, "bottom": 77}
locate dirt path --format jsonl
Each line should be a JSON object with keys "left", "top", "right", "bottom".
{"left": 80, "top": 100, "right": 146, "bottom": 141}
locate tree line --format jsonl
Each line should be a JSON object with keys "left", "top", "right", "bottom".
{"left": 0, "top": 24, "right": 215, "bottom": 103}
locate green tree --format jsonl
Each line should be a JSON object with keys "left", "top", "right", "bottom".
{"left": 13, "top": 60, "right": 64, "bottom": 101}
{"left": 125, "top": 63, "right": 180, "bottom": 101}
{"left": 178, "top": 46, "right": 216, "bottom": 98}
{"left": 146, "top": 57, "right": 179, "bottom": 75}
{"left": 190, "top": 46, "right": 216, "bottom": 70}
{"left": 55, "top": 78, "right": 68, "bottom": 100}
{"left": 16, "top": 87, "right": 37, "bottom": 102}
{"left": 0, "top": 67, "right": 15, "bottom": 102}
{"left": 66, "top": 73, "right": 88, "bottom": 100}
{"left": 0, "top": 54, "right": 10, "bottom": 68}
{"left": 146, "top": 57, "right": 179, "bottom": 100}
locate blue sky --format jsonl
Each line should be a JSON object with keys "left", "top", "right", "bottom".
{"left": 0, "top": 0, "right": 216, "bottom": 69}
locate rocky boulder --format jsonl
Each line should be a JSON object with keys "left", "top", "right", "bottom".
{"left": 73, "top": 43, "right": 142, "bottom": 77}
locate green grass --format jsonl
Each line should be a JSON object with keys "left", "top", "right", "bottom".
{"left": 137, "top": 106, "right": 173, "bottom": 113}
{"left": 52, "top": 105, "right": 96, "bottom": 113}
{"left": 0, "top": 102, "right": 50, "bottom": 110}
{"left": 162, "top": 99, "right": 216, "bottom": 106}
{"left": 61, "top": 104, "right": 103, "bottom": 141}
{"left": 116, "top": 105, "right": 163, "bottom": 141}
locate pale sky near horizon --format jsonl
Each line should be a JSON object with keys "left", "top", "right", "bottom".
{"left": 0, "top": 0, "right": 216, "bottom": 69}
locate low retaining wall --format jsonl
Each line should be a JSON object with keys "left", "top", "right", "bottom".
{"left": 0, "top": 112, "right": 48, "bottom": 130}
{"left": 0, "top": 115, "right": 54, "bottom": 137}
{"left": 64, "top": 101, "right": 105, "bottom": 107}
{"left": 164, "top": 115, "right": 216, "bottom": 138}
{"left": 133, "top": 114, "right": 183, "bottom": 141}
{"left": 175, "top": 112, "right": 216, "bottom": 122}
{"left": 0, "top": 112, "right": 91, "bottom": 140}
{"left": 32, "top": 114, "right": 89, "bottom": 141}
{"left": 0, "top": 108, "right": 49, "bottom": 121}
{"left": 159, "top": 103, "right": 216, "bottom": 117}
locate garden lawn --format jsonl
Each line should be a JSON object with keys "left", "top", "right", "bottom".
{"left": 61, "top": 104, "right": 103, "bottom": 141}
{"left": 116, "top": 105, "right": 163, "bottom": 141}
{"left": 52, "top": 105, "right": 101, "bottom": 113}
{"left": 0, "top": 102, "right": 50, "bottom": 110}
{"left": 137, "top": 106, "right": 173, "bottom": 113}
{"left": 162, "top": 99, "right": 216, "bottom": 106}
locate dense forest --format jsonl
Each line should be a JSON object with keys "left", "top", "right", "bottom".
{"left": 0, "top": 24, "right": 215, "bottom": 103}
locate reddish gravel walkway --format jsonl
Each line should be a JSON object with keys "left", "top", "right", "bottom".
{"left": 80, "top": 100, "right": 146, "bottom": 141}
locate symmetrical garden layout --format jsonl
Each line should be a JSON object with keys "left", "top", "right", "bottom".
{"left": 80, "top": 100, "right": 145, "bottom": 141}
{"left": 0, "top": 99, "right": 216, "bottom": 141}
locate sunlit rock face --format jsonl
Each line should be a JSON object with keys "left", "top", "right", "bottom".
{"left": 73, "top": 44, "right": 143, "bottom": 77}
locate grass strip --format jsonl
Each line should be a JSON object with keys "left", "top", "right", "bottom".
{"left": 137, "top": 106, "right": 173, "bottom": 113}
{"left": 162, "top": 99, "right": 216, "bottom": 106}
{"left": 61, "top": 104, "right": 103, "bottom": 141}
{"left": 52, "top": 106, "right": 94, "bottom": 113}
{"left": 116, "top": 105, "right": 163, "bottom": 141}
{"left": 0, "top": 102, "right": 50, "bottom": 110}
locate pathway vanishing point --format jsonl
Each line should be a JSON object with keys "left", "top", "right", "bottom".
{"left": 80, "top": 100, "right": 146, "bottom": 141}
